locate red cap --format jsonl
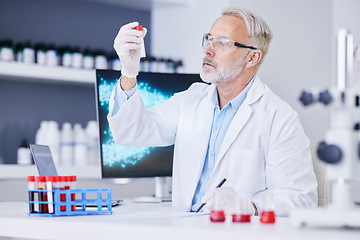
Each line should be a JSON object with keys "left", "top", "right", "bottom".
{"left": 27, "top": 176, "right": 35, "bottom": 182}
{"left": 45, "top": 176, "right": 53, "bottom": 182}
{"left": 36, "top": 176, "right": 45, "bottom": 182}
{"left": 136, "top": 25, "right": 143, "bottom": 31}
{"left": 70, "top": 176, "right": 77, "bottom": 182}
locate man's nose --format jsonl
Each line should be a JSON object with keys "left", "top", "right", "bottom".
{"left": 203, "top": 42, "right": 215, "bottom": 57}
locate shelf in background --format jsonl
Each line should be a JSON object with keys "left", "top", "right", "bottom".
{"left": 0, "top": 62, "right": 96, "bottom": 85}
{"left": 0, "top": 164, "right": 101, "bottom": 179}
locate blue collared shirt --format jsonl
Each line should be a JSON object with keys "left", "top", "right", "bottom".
{"left": 190, "top": 77, "right": 255, "bottom": 212}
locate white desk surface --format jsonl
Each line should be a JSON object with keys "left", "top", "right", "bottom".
{"left": 0, "top": 201, "right": 359, "bottom": 240}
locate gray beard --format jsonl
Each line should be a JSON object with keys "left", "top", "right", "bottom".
{"left": 200, "top": 55, "right": 247, "bottom": 85}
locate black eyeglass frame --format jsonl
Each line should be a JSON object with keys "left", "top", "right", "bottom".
{"left": 234, "top": 42, "right": 258, "bottom": 50}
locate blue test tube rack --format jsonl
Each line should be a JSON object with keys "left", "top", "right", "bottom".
{"left": 27, "top": 188, "right": 113, "bottom": 217}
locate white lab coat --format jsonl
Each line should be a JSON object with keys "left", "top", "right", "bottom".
{"left": 108, "top": 76, "right": 318, "bottom": 216}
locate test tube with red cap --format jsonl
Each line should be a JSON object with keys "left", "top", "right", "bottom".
{"left": 70, "top": 176, "right": 77, "bottom": 211}
{"left": 64, "top": 176, "right": 71, "bottom": 209}
{"left": 59, "top": 176, "right": 66, "bottom": 212}
{"left": 135, "top": 24, "right": 146, "bottom": 59}
{"left": 45, "top": 176, "right": 54, "bottom": 213}
{"left": 36, "top": 176, "right": 48, "bottom": 213}
{"left": 27, "top": 176, "right": 36, "bottom": 213}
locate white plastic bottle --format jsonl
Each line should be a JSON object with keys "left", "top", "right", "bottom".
{"left": 85, "top": 121, "right": 99, "bottom": 165}
{"left": 17, "top": 139, "right": 32, "bottom": 165}
{"left": 0, "top": 39, "right": 15, "bottom": 62}
{"left": 47, "top": 121, "right": 61, "bottom": 166}
{"left": 83, "top": 48, "right": 94, "bottom": 69}
{"left": 46, "top": 44, "right": 59, "bottom": 67}
{"left": 35, "top": 121, "right": 49, "bottom": 145}
{"left": 94, "top": 50, "right": 108, "bottom": 69}
{"left": 23, "top": 41, "right": 35, "bottom": 64}
{"left": 62, "top": 47, "right": 73, "bottom": 68}
{"left": 73, "top": 123, "right": 87, "bottom": 166}
{"left": 72, "top": 47, "right": 83, "bottom": 68}
{"left": 61, "top": 122, "right": 73, "bottom": 166}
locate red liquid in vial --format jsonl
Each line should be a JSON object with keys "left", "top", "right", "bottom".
{"left": 210, "top": 210, "right": 225, "bottom": 222}
{"left": 42, "top": 192, "right": 49, "bottom": 213}
{"left": 70, "top": 176, "right": 77, "bottom": 211}
{"left": 232, "top": 214, "right": 251, "bottom": 223}
{"left": 260, "top": 211, "right": 275, "bottom": 224}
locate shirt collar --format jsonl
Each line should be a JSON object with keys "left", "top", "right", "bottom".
{"left": 211, "top": 75, "right": 256, "bottom": 113}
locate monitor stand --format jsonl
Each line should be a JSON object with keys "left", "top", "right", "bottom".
{"left": 133, "top": 177, "right": 171, "bottom": 203}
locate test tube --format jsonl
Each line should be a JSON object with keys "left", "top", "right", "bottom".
{"left": 45, "top": 176, "right": 54, "bottom": 214}
{"left": 36, "top": 176, "right": 48, "bottom": 213}
{"left": 53, "top": 176, "right": 60, "bottom": 212}
{"left": 135, "top": 25, "right": 146, "bottom": 59}
{"left": 59, "top": 176, "right": 66, "bottom": 212}
{"left": 27, "top": 176, "right": 36, "bottom": 213}
{"left": 232, "top": 195, "right": 252, "bottom": 223}
{"left": 210, "top": 191, "right": 226, "bottom": 222}
{"left": 70, "top": 176, "right": 77, "bottom": 211}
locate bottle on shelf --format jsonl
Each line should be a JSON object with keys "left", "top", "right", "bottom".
{"left": 35, "top": 43, "right": 47, "bottom": 65}
{"left": 73, "top": 123, "right": 87, "bottom": 166}
{"left": 35, "top": 121, "right": 49, "bottom": 145}
{"left": 83, "top": 48, "right": 94, "bottom": 69}
{"left": 17, "top": 139, "right": 32, "bottom": 165}
{"left": 109, "top": 53, "right": 121, "bottom": 71}
{"left": 23, "top": 41, "right": 35, "bottom": 64}
{"left": 72, "top": 46, "right": 83, "bottom": 69}
{"left": 86, "top": 120, "right": 99, "bottom": 165}
{"left": 61, "top": 122, "right": 73, "bottom": 166}
{"left": 0, "top": 39, "right": 15, "bottom": 62}
{"left": 47, "top": 121, "right": 61, "bottom": 166}
{"left": 15, "top": 42, "right": 24, "bottom": 63}
{"left": 46, "top": 44, "right": 59, "bottom": 67}
{"left": 94, "top": 50, "right": 108, "bottom": 69}
{"left": 60, "top": 46, "right": 73, "bottom": 68}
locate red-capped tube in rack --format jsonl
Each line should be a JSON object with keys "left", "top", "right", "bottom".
{"left": 27, "top": 176, "right": 36, "bottom": 213}
{"left": 36, "top": 176, "right": 48, "bottom": 213}
{"left": 45, "top": 176, "right": 54, "bottom": 213}
{"left": 135, "top": 24, "right": 146, "bottom": 59}
{"left": 59, "top": 176, "right": 66, "bottom": 212}
{"left": 70, "top": 176, "right": 77, "bottom": 211}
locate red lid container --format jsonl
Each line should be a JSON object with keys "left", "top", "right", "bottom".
{"left": 27, "top": 176, "right": 35, "bottom": 182}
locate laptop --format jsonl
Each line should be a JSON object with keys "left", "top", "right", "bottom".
{"left": 29, "top": 144, "right": 122, "bottom": 207}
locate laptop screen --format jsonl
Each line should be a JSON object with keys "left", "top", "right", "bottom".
{"left": 30, "top": 144, "right": 58, "bottom": 176}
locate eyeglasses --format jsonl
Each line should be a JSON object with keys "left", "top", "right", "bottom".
{"left": 202, "top": 33, "right": 257, "bottom": 53}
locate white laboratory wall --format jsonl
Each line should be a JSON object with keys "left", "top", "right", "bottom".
{"left": 151, "top": 0, "right": 333, "bottom": 145}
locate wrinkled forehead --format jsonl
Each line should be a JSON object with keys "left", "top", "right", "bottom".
{"left": 209, "top": 15, "right": 249, "bottom": 43}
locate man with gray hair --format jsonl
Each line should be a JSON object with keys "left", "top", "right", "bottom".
{"left": 109, "top": 6, "right": 318, "bottom": 217}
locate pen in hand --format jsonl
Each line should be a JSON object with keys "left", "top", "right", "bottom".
{"left": 195, "top": 178, "right": 227, "bottom": 213}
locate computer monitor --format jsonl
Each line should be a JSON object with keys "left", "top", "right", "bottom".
{"left": 95, "top": 70, "right": 202, "bottom": 199}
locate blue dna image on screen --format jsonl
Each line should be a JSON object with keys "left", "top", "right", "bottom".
{"left": 98, "top": 78, "right": 172, "bottom": 168}
{"left": 96, "top": 70, "right": 201, "bottom": 178}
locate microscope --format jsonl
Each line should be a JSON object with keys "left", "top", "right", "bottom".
{"left": 291, "top": 29, "right": 360, "bottom": 228}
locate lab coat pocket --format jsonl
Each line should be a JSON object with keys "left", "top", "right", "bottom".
{"left": 229, "top": 148, "right": 266, "bottom": 193}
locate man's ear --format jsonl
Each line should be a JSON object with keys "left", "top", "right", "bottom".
{"left": 245, "top": 50, "right": 262, "bottom": 68}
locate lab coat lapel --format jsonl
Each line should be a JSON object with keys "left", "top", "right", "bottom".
{"left": 215, "top": 77, "right": 265, "bottom": 169}
{"left": 187, "top": 85, "right": 216, "bottom": 199}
